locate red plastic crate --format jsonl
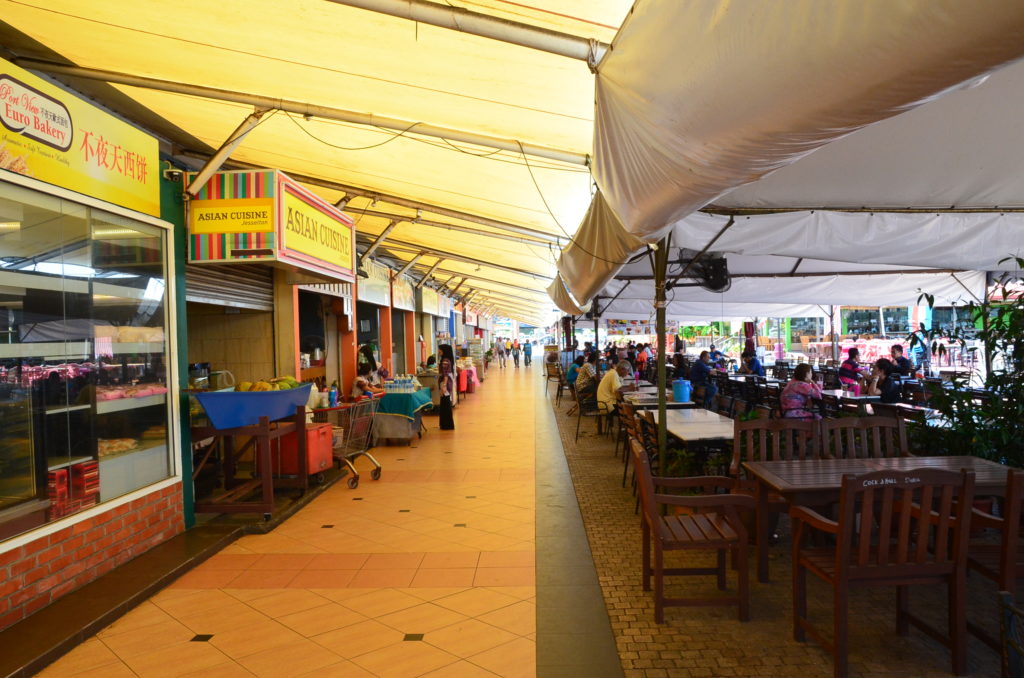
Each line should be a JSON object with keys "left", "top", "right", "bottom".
{"left": 259, "top": 423, "right": 333, "bottom": 477}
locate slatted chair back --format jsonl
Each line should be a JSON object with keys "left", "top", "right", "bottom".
{"left": 820, "top": 416, "right": 911, "bottom": 459}
{"left": 969, "top": 469, "right": 1024, "bottom": 594}
{"left": 819, "top": 393, "right": 841, "bottom": 418}
{"left": 729, "top": 417, "right": 821, "bottom": 478}
{"left": 837, "top": 468, "right": 974, "bottom": 575}
{"left": 715, "top": 394, "right": 735, "bottom": 419}
{"left": 821, "top": 368, "right": 841, "bottom": 389}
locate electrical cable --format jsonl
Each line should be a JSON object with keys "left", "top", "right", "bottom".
{"left": 283, "top": 111, "right": 423, "bottom": 151}
{"left": 518, "top": 141, "right": 635, "bottom": 266}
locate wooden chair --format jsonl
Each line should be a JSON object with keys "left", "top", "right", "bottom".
{"left": 575, "top": 397, "right": 609, "bottom": 442}
{"left": 817, "top": 393, "right": 841, "bottom": 418}
{"left": 819, "top": 416, "right": 911, "bottom": 459}
{"left": 631, "top": 440, "right": 755, "bottom": 623}
{"left": 730, "top": 417, "right": 821, "bottom": 503}
{"left": 714, "top": 394, "right": 735, "bottom": 419}
{"left": 615, "top": 401, "right": 637, "bottom": 461}
{"left": 968, "top": 468, "right": 1024, "bottom": 665}
{"left": 544, "top": 361, "right": 562, "bottom": 396}
{"left": 791, "top": 468, "right": 976, "bottom": 678}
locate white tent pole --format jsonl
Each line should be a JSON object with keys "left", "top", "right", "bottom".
{"left": 17, "top": 59, "right": 589, "bottom": 167}
{"left": 186, "top": 107, "right": 271, "bottom": 196}
{"left": 830, "top": 306, "right": 839, "bottom": 363}
{"left": 878, "top": 307, "right": 887, "bottom": 338}
{"left": 325, "top": 0, "right": 609, "bottom": 66}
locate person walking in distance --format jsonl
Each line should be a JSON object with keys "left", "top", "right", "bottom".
{"left": 511, "top": 342, "right": 521, "bottom": 368}
{"left": 523, "top": 340, "right": 534, "bottom": 367}
{"left": 495, "top": 337, "right": 507, "bottom": 368}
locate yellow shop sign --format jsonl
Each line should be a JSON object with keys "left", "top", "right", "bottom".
{"left": 0, "top": 56, "right": 159, "bottom": 216}
{"left": 190, "top": 197, "right": 274, "bottom": 234}
{"left": 281, "top": 187, "right": 353, "bottom": 273}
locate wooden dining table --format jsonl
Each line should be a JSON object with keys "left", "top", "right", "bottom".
{"left": 649, "top": 408, "right": 735, "bottom": 442}
{"left": 742, "top": 455, "right": 1011, "bottom": 582}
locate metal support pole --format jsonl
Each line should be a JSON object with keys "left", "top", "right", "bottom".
{"left": 830, "top": 305, "right": 839, "bottom": 363}
{"left": 654, "top": 236, "right": 671, "bottom": 460}
{"left": 414, "top": 259, "right": 444, "bottom": 288}
{"left": 186, "top": 107, "right": 271, "bottom": 196}
{"left": 325, "top": 0, "right": 609, "bottom": 66}
{"left": 593, "top": 296, "right": 600, "bottom": 356}
{"left": 360, "top": 219, "right": 401, "bottom": 265}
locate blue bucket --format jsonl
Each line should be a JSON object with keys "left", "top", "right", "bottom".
{"left": 672, "top": 379, "right": 692, "bottom": 403}
{"left": 195, "top": 384, "right": 313, "bottom": 430}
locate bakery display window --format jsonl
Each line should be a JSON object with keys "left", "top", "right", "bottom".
{"left": 0, "top": 181, "right": 172, "bottom": 540}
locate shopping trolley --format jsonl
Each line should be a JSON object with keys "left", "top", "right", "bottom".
{"left": 314, "top": 397, "right": 382, "bottom": 489}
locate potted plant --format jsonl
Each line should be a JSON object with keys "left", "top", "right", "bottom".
{"left": 910, "top": 256, "right": 1024, "bottom": 469}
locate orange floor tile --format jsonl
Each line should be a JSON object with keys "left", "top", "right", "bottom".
{"left": 38, "top": 366, "right": 538, "bottom": 678}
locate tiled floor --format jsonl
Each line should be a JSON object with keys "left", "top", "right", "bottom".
{"left": 39, "top": 367, "right": 542, "bottom": 678}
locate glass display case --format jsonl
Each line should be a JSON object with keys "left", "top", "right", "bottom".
{"left": 0, "top": 181, "right": 171, "bottom": 540}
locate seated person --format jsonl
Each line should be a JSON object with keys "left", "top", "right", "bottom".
{"left": 838, "top": 347, "right": 870, "bottom": 392}
{"left": 575, "top": 353, "right": 599, "bottom": 399}
{"left": 425, "top": 354, "right": 437, "bottom": 369}
{"left": 890, "top": 344, "right": 913, "bottom": 376}
{"left": 566, "top": 355, "right": 585, "bottom": 387}
{"left": 867, "top": 358, "right": 902, "bottom": 403}
{"left": 597, "top": 362, "right": 635, "bottom": 414}
{"left": 780, "top": 363, "right": 823, "bottom": 420}
{"left": 688, "top": 350, "right": 717, "bottom": 408}
{"left": 350, "top": 375, "right": 384, "bottom": 400}
{"left": 738, "top": 350, "right": 765, "bottom": 377}
{"left": 708, "top": 344, "right": 725, "bottom": 364}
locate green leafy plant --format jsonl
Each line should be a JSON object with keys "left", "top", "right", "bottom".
{"left": 909, "top": 256, "right": 1024, "bottom": 466}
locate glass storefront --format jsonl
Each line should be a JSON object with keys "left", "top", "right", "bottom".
{"left": 0, "top": 181, "right": 172, "bottom": 540}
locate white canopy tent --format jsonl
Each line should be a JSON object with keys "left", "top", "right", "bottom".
{"left": 553, "top": 0, "right": 1024, "bottom": 310}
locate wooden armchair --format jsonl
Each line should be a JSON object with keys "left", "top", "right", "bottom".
{"left": 791, "top": 468, "right": 976, "bottom": 678}
{"left": 631, "top": 440, "right": 755, "bottom": 623}
{"left": 819, "top": 416, "right": 911, "bottom": 459}
{"left": 730, "top": 417, "right": 821, "bottom": 526}
{"left": 968, "top": 468, "right": 1024, "bottom": 666}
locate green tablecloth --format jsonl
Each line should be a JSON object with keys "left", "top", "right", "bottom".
{"left": 377, "top": 388, "right": 433, "bottom": 420}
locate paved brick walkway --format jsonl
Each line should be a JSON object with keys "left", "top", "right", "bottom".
{"left": 551, "top": 399, "right": 1002, "bottom": 678}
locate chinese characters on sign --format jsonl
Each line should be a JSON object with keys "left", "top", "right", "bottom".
{"left": 78, "top": 131, "right": 148, "bottom": 184}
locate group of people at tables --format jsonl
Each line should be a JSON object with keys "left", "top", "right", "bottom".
{"left": 689, "top": 343, "right": 919, "bottom": 418}
{"left": 564, "top": 341, "right": 922, "bottom": 422}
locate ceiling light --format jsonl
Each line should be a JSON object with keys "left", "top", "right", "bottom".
{"left": 0, "top": 221, "right": 20, "bottom": 232}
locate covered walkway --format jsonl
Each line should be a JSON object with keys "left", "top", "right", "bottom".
{"left": 36, "top": 367, "right": 620, "bottom": 678}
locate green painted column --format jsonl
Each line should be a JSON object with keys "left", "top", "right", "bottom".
{"left": 160, "top": 162, "right": 194, "bottom": 529}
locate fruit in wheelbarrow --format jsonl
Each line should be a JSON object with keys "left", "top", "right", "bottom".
{"left": 251, "top": 381, "right": 273, "bottom": 392}
{"left": 237, "top": 381, "right": 253, "bottom": 392}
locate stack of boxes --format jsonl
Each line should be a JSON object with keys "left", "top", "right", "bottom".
{"left": 47, "top": 469, "right": 69, "bottom": 518}
{"left": 47, "top": 461, "right": 100, "bottom": 519}
{"left": 70, "top": 461, "right": 100, "bottom": 512}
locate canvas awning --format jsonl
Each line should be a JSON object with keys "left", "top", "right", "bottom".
{"left": 555, "top": 0, "right": 1024, "bottom": 308}
{"left": 0, "top": 0, "right": 635, "bottom": 324}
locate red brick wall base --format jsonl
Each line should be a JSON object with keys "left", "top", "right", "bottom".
{"left": 0, "top": 482, "right": 184, "bottom": 631}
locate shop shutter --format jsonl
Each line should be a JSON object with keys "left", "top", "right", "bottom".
{"left": 185, "top": 263, "right": 274, "bottom": 311}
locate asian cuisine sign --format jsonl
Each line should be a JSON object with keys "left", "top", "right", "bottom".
{"left": 188, "top": 170, "right": 355, "bottom": 282}
{"left": 0, "top": 56, "right": 159, "bottom": 216}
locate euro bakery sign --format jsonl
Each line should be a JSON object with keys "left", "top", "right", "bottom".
{"left": 188, "top": 169, "right": 355, "bottom": 282}
{"left": 0, "top": 57, "right": 159, "bottom": 216}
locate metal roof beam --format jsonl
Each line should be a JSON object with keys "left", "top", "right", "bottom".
{"left": 359, "top": 219, "right": 400, "bottom": 265}
{"left": 346, "top": 207, "right": 555, "bottom": 247}
{"left": 176, "top": 151, "right": 564, "bottom": 244}
{"left": 326, "top": 0, "right": 609, "bottom": 67}
{"left": 16, "top": 58, "right": 589, "bottom": 167}
{"left": 366, "top": 239, "right": 551, "bottom": 281}
{"left": 187, "top": 107, "right": 271, "bottom": 196}
{"left": 415, "top": 259, "right": 444, "bottom": 288}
